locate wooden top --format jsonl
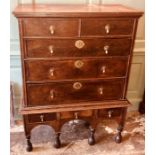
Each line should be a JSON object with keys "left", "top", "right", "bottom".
{"left": 13, "top": 4, "right": 143, "bottom": 18}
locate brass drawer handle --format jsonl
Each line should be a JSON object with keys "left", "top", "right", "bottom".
{"left": 50, "top": 90, "right": 54, "bottom": 100}
{"left": 49, "top": 45, "right": 54, "bottom": 54}
{"left": 40, "top": 115, "right": 44, "bottom": 122}
{"left": 75, "top": 40, "right": 85, "bottom": 49}
{"left": 99, "top": 87, "right": 103, "bottom": 95}
{"left": 49, "top": 68, "right": 54, "bottom": 77}
{"left": 73, "top": 82, "right": 82, "bottom": 90}
{"left": 49, "top": 25, "right": 55, "bottom": 35}
{"left": 104, "top": 45, "right": 109, "bottom": 54}
{"left": 105, "top": 24, "right": 110, "bottom": 34}
{"left": 74, "top": 60, "right": 84, "bottom": 68}
{"left": 108, "top": 110, "right": 113, "bottom": 118}
{"left": 74, "top": 112, "right": 79, "bottom": 119}
{"left": 101, "top": 66, "right": 106, "bottom": 74}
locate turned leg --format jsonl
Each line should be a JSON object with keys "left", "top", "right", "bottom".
{"left": 53, "top": 132, "right": 61, "bottom": 148}
{"left": 114, "top": 108, "right": 127, "bottom": 143}
{"left": 26, "top": 135, "right": 33, "bottom": 152}
{"left": 88, "top": 126, "right": 96, "bottom": 145}
{"left": 85, "top": 121, "right": 96, "bottom": 145}
{"left": 114, "top": 125, "right": 123, "bottom": 143}
{"left": 86, "top": 110, "right": 98, "bottom": 145}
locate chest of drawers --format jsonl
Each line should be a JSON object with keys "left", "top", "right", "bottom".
{"left": 13, "top": 4, "right": 143, "bottom": 151}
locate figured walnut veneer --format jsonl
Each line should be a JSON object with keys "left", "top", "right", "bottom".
{"left": 13, "top": 4, "right": 143, "bottom": 151}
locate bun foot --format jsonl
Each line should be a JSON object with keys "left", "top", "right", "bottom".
{"left": 88, "top": 128, "right": 95, "bottom": 145}
{"left": 26, "top": 138, "right": 33, "bottom": 152}
{"left": 53, "top": 133, "right": 61, "bottom": 148}
{"left": 114, "top": 134, "right": 122, "bottom": 143}
{"left": 26, "top": 144, "right": 33, "bottom": 152}
{"left": 88, "top": 136, "right": 95, "bottom": 145}
{"left": 53, "top": 140, "right": 61, "bottom": 148}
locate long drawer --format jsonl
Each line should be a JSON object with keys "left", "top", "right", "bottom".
{"left": 26, "top": 79, "right": 125, "bottom": 106}
{"left": 25, "top": 38, "right": 131, "bottom": 58}
{"left": 25, "top": 57, "right": 128, "bottom": 81}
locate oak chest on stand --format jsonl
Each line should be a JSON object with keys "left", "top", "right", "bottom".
{"left": 13, "top": 4, "right": 143, "bottom": 151}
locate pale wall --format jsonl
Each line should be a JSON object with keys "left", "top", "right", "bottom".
{"left": 10, "top": 0, "right": 145, "bottom": 119}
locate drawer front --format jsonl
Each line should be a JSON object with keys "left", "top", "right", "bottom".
{"left": 98, "top": 108, "right": 122, "bottom": 118}
{"left": 25, "top": 57, "right": 128, "bottom": 81}
{"left": 60, "top": 110, "right": 93, "bottom": 119}
{"left": 81, "top": 18, "right": 134, "bottom": 36}
{"left": 27, "top": 108, "right": 122, "bottom": 123}
{"left": 25, "top": 38, "right": 131, "bottom": 58}
{"left": 26, "top": 79, "right": 125, "bottom": 106}
{"left": 23, "top": 18, "right": 79, "bottom": 37}
{"left": 27, "top": 111, "right": 93, "bottom": 123}
{"left": 27, "top": 113, "right": 56, "bottom": 123}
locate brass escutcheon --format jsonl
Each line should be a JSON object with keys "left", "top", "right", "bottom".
{"left": 73, "top": 82, "right": 82, "bottom": 90}
{"left": 74, "top": 60, "right": 84, "bottom": 68}
{"left": 75, "top": 40, "right": 85, "bottom": 49}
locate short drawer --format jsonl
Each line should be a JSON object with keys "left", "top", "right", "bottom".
{"left": 25, "top": 57, "right": 128, "bottom": 81}
{"left": 81, "top": 18, "right": 134, "bottom": 36}
{"left": 27, "top": 113, "right": 56, "bottom": 123}
{"left": 23, "top": 18, "right": 79, "bottom": 37}
{"left": 26, "top": 110, "right": 93, "bottom": 123}
{"left": 61, "top": 110, "right": 93, "bottom": 119}
{"left": 26, "top": 79, "right": 125, "bottom": 106}
{"left": 25, "top": 38, "right": 131, "bottom": 58}
{"left": 98, "top": 108, "right": 122, "bottom": 118}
